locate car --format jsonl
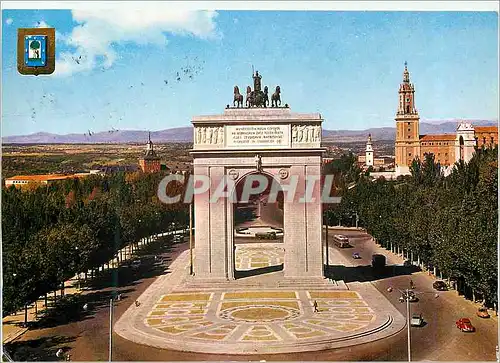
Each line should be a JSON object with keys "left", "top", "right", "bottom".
{"left": 352, "top": 252, "right": 361, "bottom": 259}
{"left": 410, "top": 313, "right": 424, "bottom": 327}
{"left": 476, "top": 307, "right": 490, "bottom": 318}
{"left": 456, "top": 318, "right": 475, "bottom": 332}
{"left": 433, "top": 280, "right": 448, "bottom": 291}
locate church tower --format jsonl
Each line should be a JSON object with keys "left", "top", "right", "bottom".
{"left": 365, "top": 134, "right": 374, "bottom": 167}
{"left": 395, "top": 62, "right": 420, "bottom": 175}
{"left": 139, "top": 132, "right": 161, "bottom": 173}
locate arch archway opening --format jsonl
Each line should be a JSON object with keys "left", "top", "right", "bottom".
{"left": 232, "top": 172, "right": 284, "bottom": 280}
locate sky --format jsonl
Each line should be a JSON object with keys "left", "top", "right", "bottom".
{"left": 1, "top": 4, "right": 499, "bottom": 137}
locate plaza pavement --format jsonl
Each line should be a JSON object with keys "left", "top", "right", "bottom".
{"left": 114, "top": 244, "right": 406, "bottom": 355}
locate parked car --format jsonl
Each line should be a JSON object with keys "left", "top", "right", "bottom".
{"left": 410, "top": 313, "right": 424, "bottom": 327}
{"left": 433, "top": 280, "right": 448, "bottom": 291}
{"left": 352, "top": 252, "right": 361, "bottom": 259}
{"left": 399, "top": 290, "right": 419, "bottom": 303}
{"left": 456, "top": 318, "right": 475, "bottom": 332}
{"left": 476, "top": 307, "right": 490, "bottom": 318}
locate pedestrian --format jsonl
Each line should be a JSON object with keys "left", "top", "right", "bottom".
{"left": 56, "top": 348, "right": 63, "bottom": 359}
{"left": 410, "top": 279, "right": 414, "bottom": 289}
{"left": 82, "top": 303, "right": 88, "bottom": 311}
{"left": 135, "top": 300, "right": 140, "bottom": 307}
{"left": 313, "top": 300, "right": 319, "bottom": 312}
{"left": 65, "top": 353, "right": 71, "bottom": 361}
{"left": 117, "top": 293, "right": 122, "bottom": 301}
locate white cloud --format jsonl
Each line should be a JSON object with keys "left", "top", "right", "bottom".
{"left": 5, "top": 18, "right": 13, "bottom": 25}
{"left": 54, "top": 6, "right": 219, "bottom": 77}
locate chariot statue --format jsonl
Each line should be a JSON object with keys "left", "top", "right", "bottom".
{"left": 233, "top": 70, "right": 282, "bottom": 108}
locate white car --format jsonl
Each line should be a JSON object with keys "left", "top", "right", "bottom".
{"left": 410, "top": 313, "right": 424, "bottom": 327}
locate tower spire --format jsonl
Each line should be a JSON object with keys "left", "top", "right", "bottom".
{"left": 403, "top": 61, "right": 410, "bottom": 83}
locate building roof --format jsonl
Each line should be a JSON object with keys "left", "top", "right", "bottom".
{"left": 141, "top": 132, "right": 160, "bottom": 160}
{"left": 5, "top": 174, "right": 85, "bottom": 182}
{"left": 97, "top": 165, "right": 139, "bottom": 174}
{"left": 419, "top": 134, "right": 456, "bottom": 141}
{"left": 474, "top": 126, "right": 498, "bottom": 134}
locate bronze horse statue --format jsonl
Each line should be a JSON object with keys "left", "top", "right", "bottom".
{"left": 263, "top": 86, "right": 269, "bottom": 107}
{"left": 271, "top": 86, "right": 281, "bottom": 107}
{"left": 245, "top": 86, "right": 254, "bottom": 107}
{"left": 233, "top": 86, "right": 243, "bottom": 107}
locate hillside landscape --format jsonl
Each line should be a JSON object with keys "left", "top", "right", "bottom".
{"left": 2, "top": 120, "right": 496, "bottom": 144}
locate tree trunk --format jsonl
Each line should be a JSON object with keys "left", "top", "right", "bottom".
{"left": 24, "top": 304, "right": 28, "bottom": 326}
{"left": 45, "top": 293, "right": 48, "bottom": 308}
{"left": 54, "top": 290, "right": 57, "bottom": 304}
{"left": 433, "top": 266, "right": 437, "bottom": 276}
{"left": 34, "top": 299, "right": 38, "bottom": 318}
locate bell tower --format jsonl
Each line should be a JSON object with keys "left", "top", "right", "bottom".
{"left": 395, "top": 62, "right": 420, "bottom": 175}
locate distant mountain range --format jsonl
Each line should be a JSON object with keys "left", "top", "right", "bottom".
{"left": 2, "top": 120, "right": 497, "bottom": 144}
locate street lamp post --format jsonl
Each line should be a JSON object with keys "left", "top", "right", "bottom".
{"left": 189, "top": 202, "right": 193, "bottom": 275}
{"left": 406, "top": 288, "right": 411, "bottom": 362}
{"left": 396, "top": 286, "right": 439, "bottom": 362}
{"left": 109, "top": 298, "right": 114, "bottom": 362}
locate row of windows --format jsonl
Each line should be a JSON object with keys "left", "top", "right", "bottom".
{"left": 421, "top": 141, "right": 450, "bottom": 146}
{"left": 476, "top": 136, "right": 495, "bottom": 144}
{"left": 10, "top": 180, "right": 29, "bottom": 184}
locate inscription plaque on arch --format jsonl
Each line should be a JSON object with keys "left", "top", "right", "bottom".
{"left": 226, "top": 124, "right": 290, "bottom": 149}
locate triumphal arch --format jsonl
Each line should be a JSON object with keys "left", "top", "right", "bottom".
{"left": 190, "top": 72, "right": 325, "bottom": 282}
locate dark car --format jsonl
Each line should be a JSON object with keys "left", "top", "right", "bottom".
{"left": 433, "top": 280, "right": 448, "bottom": 291}
{"left": 456, "top": 318, "right": 475, "bottom": 332}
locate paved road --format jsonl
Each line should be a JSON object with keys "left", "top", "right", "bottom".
{"left": 327, "top": 228, "right": 498, "bottom": 361}
{"left": 8, "top": 229, "right": 497, "bottom": 361}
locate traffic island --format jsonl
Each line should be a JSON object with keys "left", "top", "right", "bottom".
{"left": 114, "top": 250, "right": 406, "bottom": 354}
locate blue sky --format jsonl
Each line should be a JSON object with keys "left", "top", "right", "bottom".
{"left": 2, "top": 8, "right": 498, "bottom": 137}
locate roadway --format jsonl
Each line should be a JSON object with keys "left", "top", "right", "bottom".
{"left": 326, "top": 228, "right": 498, "bottom": 361}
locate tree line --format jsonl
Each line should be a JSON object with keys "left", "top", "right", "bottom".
{"left": 324, "top": 147, "right": 498, "bottom": 306}
{"left": 2, "top": 171, "right": 189, "bottom": 316}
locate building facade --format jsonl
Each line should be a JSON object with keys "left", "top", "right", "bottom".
{"left": 394, "top": 63, "right": 498, "bottom": 176}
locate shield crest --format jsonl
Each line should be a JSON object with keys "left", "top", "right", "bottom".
{"left": 24, "top": 35, "right": 47, "bottom": 67}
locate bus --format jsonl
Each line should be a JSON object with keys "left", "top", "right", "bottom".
{"left": 333, "top": 234, "right": 350, "bottom": 248}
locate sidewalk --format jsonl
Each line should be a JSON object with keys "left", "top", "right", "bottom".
{"left": 2, "top": 229, "right": 186, "bottom": 344}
